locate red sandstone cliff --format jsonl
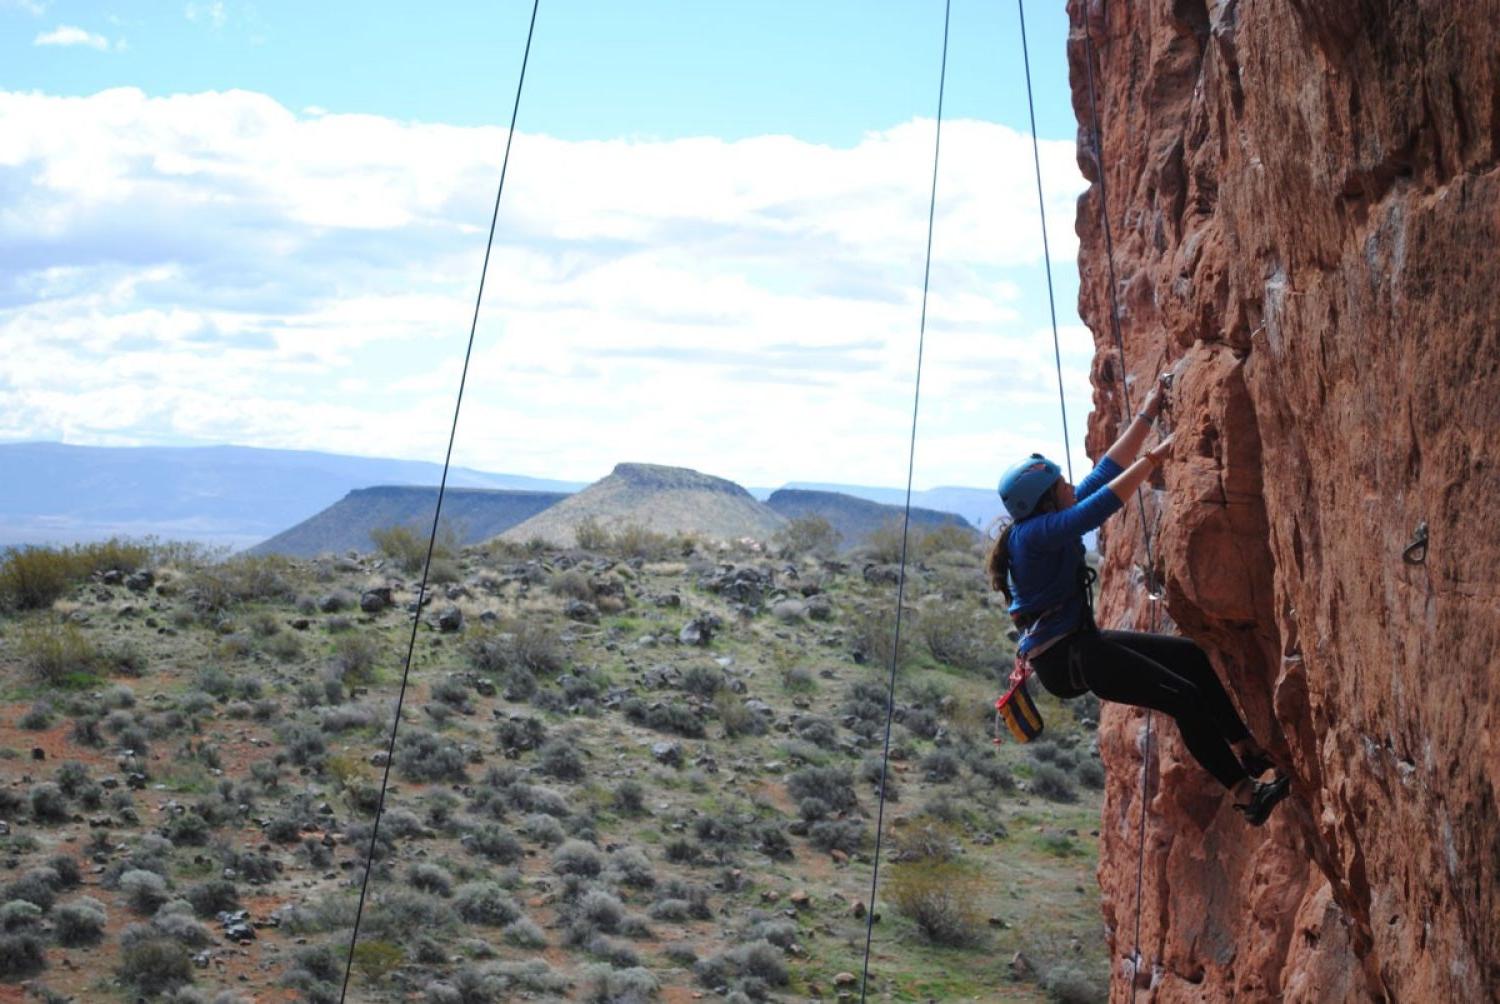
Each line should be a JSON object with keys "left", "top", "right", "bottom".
{"left": 1066, "top": 1, "right": 1499, "bottom": 1000}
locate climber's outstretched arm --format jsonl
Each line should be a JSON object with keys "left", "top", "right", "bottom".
{"left": 1108, "top": 433, "right": 1173, "bottom": 505}
{"left": 1104, "top": 372, "right": 1171, "bottom": 467}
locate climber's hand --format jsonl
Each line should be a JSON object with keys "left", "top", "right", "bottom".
{"left": 1139, "top": 372, "right": 1172, "bottom": 420}
{"left": 1146, "top": 433, "right": 1175, "bottom": 467}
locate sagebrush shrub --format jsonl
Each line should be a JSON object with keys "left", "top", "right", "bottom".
{"left": 1030, "top": 763, "right": 1077, "bottom": 803}
{"left": 29, "top": 782, "right": 69, "bottom": 823}
{"left": 552, "top": 840, "right": 603, "bottom": 878}
{"left": 886, "top": 861, "right": 985, "bottom": 947}
{"left": 4, "top": 869, "right": 60, "bottom": 911}
{"left": 53, "top": 897, "right": 107, "bottom": 946}
{"left": 121, "top": 869, "right": 170, "bottom": 915}
{"left": 808, "top": 819, "right": 866, "bottom": 854}
{"left": 396, "top": 729, "right": 468, "bottom": 783}
{"left": 463, "top": 823, "right": 523, "bottom": 865}
{"left": 118, "top": 932, "right": 194, "bottom": 995}
{"left": 786, "top": 766, "right": 858, "bottom": 813}
{"left": 453, "top": 881, "right": 520, "bottom": 926}
{"left": 0, "top": 931, "right": 46, "bottom": 979}
{"left": 536, "top": 738, "right": 586, "bottom": 781}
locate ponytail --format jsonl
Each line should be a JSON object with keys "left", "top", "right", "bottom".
{"left": 987, "top": 522, "right": 1016, "bottom": 602}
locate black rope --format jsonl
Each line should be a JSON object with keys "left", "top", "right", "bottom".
{"left": 858, "top": 0, "right": 950, "bottom": 999}
{"left": 337, "top": 2, "right": 542, "bottom": 999}
{"left": 1015, "top": 0, "right": 1074, "bottom": 485}
{"left": 1081, "top": 14, "right": 1159, "bottom": 1002}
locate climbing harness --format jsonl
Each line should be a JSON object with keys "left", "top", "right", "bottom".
{"left": 857, "top": 2, "right": 950, "bottom": 1000}
{"left": 337, "top": 2, "right": 542, "bottom": 1000}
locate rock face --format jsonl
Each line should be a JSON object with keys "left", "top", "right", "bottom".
{"left": 1066, "top": 2, "right": 1499, "bottom": 1001}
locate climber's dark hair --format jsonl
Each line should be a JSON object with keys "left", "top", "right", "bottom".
{"left": 986, "top": 481, "right": 1061, "bottom": 602}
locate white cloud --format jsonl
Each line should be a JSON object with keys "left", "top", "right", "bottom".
{"left": 0, "top": 87, "right": 1094, "bottom": 489}
{"left": 4, "top": 0, "right": 47, "bottom": 16}
{"left": 184, "top": 2, "right": 227, "bottom": 28}
{"left": 33, "top": 24, "right": 112, "bottom": 49}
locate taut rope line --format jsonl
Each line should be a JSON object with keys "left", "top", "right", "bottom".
{"left": 858, "top": 0, "right": 951, "bottom": 999}
{"left": 1015, "top": 0, "right": 1075, "bottom": 483}
{"left": 1079, "top": 11, "right": 1161, "bottom": 1001}
{"left": 338, "top": 2, "right": 543, "bottom": 1000}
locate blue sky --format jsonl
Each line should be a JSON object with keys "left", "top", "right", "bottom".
{"left": 1, "top": 0, "right": 1095, "bottom": 494}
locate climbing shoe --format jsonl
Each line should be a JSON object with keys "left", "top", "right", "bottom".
{"left": 1235, "top": 774, "right": 1291, "bottom": 826}
{"left": 1239, "top": 751, "right": 1275, "bottom": 778}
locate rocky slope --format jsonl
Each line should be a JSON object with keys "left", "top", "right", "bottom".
{"left": 502, "top": 463, "right": 786, "bottom": 547}
{"left": 1066, "top": 1, "right": 1499, "bottom": 1001}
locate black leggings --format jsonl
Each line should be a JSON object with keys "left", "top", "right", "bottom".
{"left": 1031, "top": 629, "right": 1251, "bottom": 790}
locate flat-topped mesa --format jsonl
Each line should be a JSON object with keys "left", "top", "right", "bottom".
{"left": 607, "top": 463, "right": 753, "bottom": 497}
{"left": 500, "top": 462, "right": 784, "bottom": 548}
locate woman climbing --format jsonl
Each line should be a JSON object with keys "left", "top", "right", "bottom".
{"left": 989, "top": 375, "right": 1290, "bottom": 825}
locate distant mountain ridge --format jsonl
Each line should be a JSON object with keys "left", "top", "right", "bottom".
{"left": 765, "top": 488, "right": 976, "bottom": 551}
{"left": 249, "top": 486, "right": 570, "bottom": 557}
{"left": 0, "top": 442, "right": 585, "bottom": 549}
{"left": 0, "top": 442, "right": 999, "bottom": 551}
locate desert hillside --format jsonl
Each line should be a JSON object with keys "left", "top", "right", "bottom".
{"left": 0, "top": 528, "right": 1111, "bottom": 1001}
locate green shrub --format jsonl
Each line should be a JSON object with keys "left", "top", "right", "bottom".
{"left": 351, "top": 938, "right": 404, "bottom": 984}
{"left": 118, "top": 934, "right": 193, "bottom": 995}
{"left": 16, "top": 620, "right": 100, "bottom": 687}
{"left": 18, "top": 702, "right": 53, "bottom": 730}
{"left": 395, "top": 730, "right": 468, "bottom": 783}
{"left": 918, "top": 524, "right": 978, "bottom": 559}
{"left": 53, "top": 897, "right": 107, "bottom": 946}
{"left": 786, "top": 766, "right": 858, "bottom": 813}
{"left": 1043, "top": 961, "right": 1107, "bottom": 1003}
{"left": 847, "top": 604, "right": 912, "bottom": 670}
{"left": 573, "top": 517, "right": 611, "bottom": 551}
{"left": 610, "top": 522, "right": 676, "bottom": 560}
{"left": 0, "top": 548, "right": 76, "bottom": 611}
{"left": 330, "top": 633, "right": 382, "bottom": 691}
{"left": 0, "top": 931, "right": 46, "bottom": 979}
{"left": 886, "top": 861, "right": 984, "bottom": 946}
{"left": 548, "top": 568, "right": 593, "bottom": 601}
{"left": 0, "top": 540, "right": 152, "bottom": 610}
{"left": 185, "top": 554, "right": 294, "bottom": 614}
{"left": 371, "top": 523, "right": 456, "bottom": 575}
{"left": 454, "top": 882, "right": 521, "bottom": 926}
{"left": 621, "top": 698, "right": 705, "bottom": 738}
{"left": 773, "top": 515, "right": 841, "bottom": 558}
{"left": 551, "top": 840, "right": 603, "bottom": 877}
{"left": 916, "top": 604, "right": 1004, "bottom": 672}
{"left": 1030, "top": 763, "right": 1077, "bottom": 803}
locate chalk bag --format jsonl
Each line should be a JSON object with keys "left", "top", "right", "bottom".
{"left": 995, "top": 676, "right": 1044, "bottom": 744}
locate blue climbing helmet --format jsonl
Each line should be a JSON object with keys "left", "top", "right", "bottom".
{"left": 998, "top": 453, "right": 1062, "bottom": 520}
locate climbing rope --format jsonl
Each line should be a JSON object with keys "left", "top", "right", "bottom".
{"left": 337, "top": 2, "right": 542, "bottom": 1000}
{"left": 1015, "top": 0, "right": 1075, "bottom": 484}
{"left": 1079, "top": 11, "right": 1161, "bottom": 1000}
{"left": 858, "top": 1, "right": 950, "bottom": 1000}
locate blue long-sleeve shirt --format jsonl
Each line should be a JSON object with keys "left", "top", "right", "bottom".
{"left": 1008, "top": 455, "right": 1124, "bottom": 654}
